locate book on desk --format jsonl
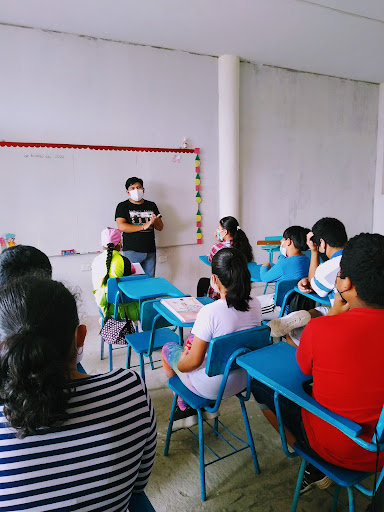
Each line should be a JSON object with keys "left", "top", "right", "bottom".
{"left": 160, "top": 297, "right": 203, "bottom": 323}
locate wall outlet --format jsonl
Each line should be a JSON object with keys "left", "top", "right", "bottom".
{"left": 158, "top": 255, "right": 167, "bottom": 263}
{"left": 81, "top": 263, "right": 91, "bottom": 271}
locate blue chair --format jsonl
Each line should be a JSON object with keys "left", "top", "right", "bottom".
{"left": 125, "top": 299, "right": 180, "bottom": 381}
{"left": 237, "top": 342, "right": 384, "bottom": 512}
{"left": 261, "top": 279, "right": 299, "bottom": 331}
{"left": 163, "top": 325, "right": 272, "bottom": 501}
{"left": 100, "top": 274, "right": 150, "bottom": 371}
{"left": 282, "top": 394, "right": 384, "bottom": 511}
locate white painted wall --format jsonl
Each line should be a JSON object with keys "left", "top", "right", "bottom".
{"left": 239, "top": 63, "right": 379, "bottom": 261}
{"left": 0, "top": 25, "right": 219, "bottom": 315}
{"left": 373, "top": 83, "right": 384, "bottom": 235}
{"left": 1, "top": 25, "right": 381, "bottom": 315}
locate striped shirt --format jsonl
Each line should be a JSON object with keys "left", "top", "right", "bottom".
{"left": 311, "top": 249, "right": 343, "bottom": 305}
{"left": 0, "top": 369, "right": 157, "bottom": 512}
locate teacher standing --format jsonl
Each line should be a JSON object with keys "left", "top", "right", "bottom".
{"left": 115, "top": 176, "right": 163, "bottom": 277}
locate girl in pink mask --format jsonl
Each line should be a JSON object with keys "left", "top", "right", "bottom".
{"left": 197, "top": 216, "right": 254, "bottom": 299}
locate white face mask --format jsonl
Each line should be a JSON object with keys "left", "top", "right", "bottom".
{"left": 280, "top": 244, "right": 287, "bottom": 257}
{"left": 129, "top": 188, "right": 144, "bottom": 201}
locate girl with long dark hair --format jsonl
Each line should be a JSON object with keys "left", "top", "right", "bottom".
{"left": 163, "top": 247, "right": 261, "bottom": 429}
{"left": 197, "top": 216, "right": 254, "bottom": 298}
{"left": 0, "top": 276, "right": 156, "bottom": 511}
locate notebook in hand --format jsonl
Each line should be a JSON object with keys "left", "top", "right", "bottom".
{"left": 160, "top": 297, "right": 203, "bottom": 323}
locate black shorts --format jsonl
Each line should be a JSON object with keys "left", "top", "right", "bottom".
{"left": 251, "top": 379, "right": 312, "bottom": 450}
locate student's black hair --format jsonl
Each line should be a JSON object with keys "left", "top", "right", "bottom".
{"left": 339, "top": 233, "right": 384, "bottom": 307}
{"left": 311, "top": 217, "right": 347, "bottom": 249}
{"left": 211, "top": 247, "right": 252, "bottom": 312}
{"left": 125, "top": 177, "right": 144, "bottom": 190}
{"left": 219, "top": 216, "right": 254, "bottom": 262}
{"left": 0, "top": 245, "right": 52, "bottom": 286}
{"left": 282, "top": 226, "right": 310, "bottom": 252}
{"left": 0, "top": 276, "right": 78, "bottom": 438}
{"left": 101, "top": 243, "right": 115, "bottom": 287}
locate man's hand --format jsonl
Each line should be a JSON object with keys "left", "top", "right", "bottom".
{"left": 327, "top": 292, "right": 350, "bottom": 316}
{"left": 306, "top": 231, "right": 318, "bottom": 252}
{"left": 262, "top": 262, "right": 271, "bottom": 268}
{"left": 298, "top": 277, "right": 313, "bottom": 293}
{"left": 143, "top": 214, "right": 161, "bottom": 231}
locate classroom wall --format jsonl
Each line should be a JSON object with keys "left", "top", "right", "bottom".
{"left": 0, "top": 25, "right": 219, "bottom": 316}
{"left": 239, "top": 63, "right": 379, "bottom": 260}
{"left": 2, "top": 25, "right": 381, "bottom": 315}
{"left": 373, "top": 83, "right": 384, "bottom": 235}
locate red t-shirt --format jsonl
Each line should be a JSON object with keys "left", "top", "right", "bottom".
{"left": 296, "top": 308, "right": 384, "bottom": 471}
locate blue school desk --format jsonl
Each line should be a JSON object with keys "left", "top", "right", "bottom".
{"left": 236, "top": 342, "right": 359, "bottom": 438}
{"left": 118, "top": 277, "right": 185, "bottom": 309}
{"left": 153, "top": 296, "right": 213, "bottom": 340}
{"left": 293, "top": 285, "right": 331, "bottom": 306}
{"left": 198, "top": 255, "right": 262, "bottom": 282}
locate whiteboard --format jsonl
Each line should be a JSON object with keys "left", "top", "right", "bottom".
{"left": 0, "top": 146, "right": 197, "bottom": 256}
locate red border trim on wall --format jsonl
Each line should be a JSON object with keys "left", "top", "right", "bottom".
{"left": 0, "top": 141, "right": 195, "bottom": 153}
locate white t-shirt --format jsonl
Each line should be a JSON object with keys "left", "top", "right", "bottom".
{"left": 187, "top": 298, "right": 261, "bottom": 400}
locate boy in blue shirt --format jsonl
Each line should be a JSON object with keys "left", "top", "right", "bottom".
{"left": 269, "top": 217, "right": 347, "bottom": 344}
{"left": 258, "top": 226, "right": 310, "bottom": 319}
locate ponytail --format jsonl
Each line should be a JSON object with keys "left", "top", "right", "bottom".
{"left": 0, "top": 276, "right": 78, "bottom": 438}
{"left": 211, "top": 248, "right": 251, "bottom": 311}
{"left": 101, "top": 243, "right": 115, "bottom": 286}
{"left": 220, "top": 216, "right": 254, "bottom": 262}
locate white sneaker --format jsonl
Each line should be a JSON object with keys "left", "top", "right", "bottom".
{"left": 268, "top": 310, "right": 311, "bottom": 338}
{"left": 203, "top": 410, "right": 220, "bottom": 421}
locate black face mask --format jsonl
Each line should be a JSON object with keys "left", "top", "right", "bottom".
{"left": 319, "top": 252, "right": 329, "bottom": 262}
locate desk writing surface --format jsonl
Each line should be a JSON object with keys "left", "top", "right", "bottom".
{"left": 293, "top": 286, "right": 331, "bottom": 306}
{"left": 118, "top": 277, "right": 184, "bottom": 301}
{"left": 153, "top": 296, "right": 213, "bottom": 327}
{"left": 236, "top": 343, "right": 361, "bottom": 438}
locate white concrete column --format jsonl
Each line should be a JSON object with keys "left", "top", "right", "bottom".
{"left": 218, "top": 55, "right": 240, "bottom": 220}
{"left": 373, "top": 83, "right": 384, "bottom": 235}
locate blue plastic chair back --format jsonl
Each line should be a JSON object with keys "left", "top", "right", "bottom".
{"left": 274, "top": 279, "right": 299, "bottom": 307}
{"left": 205, "top": 325, "right": 271, "bottom": 377}
{"left": 107, "top": 275, "right": 149, "bottom": 304}
{"left": 140, "top": 299, "right": 175, "bottom": 332}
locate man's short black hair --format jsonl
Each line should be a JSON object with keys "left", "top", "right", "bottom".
{"left": 282, "top": 226, "right": 310, "bottom": 252}
{"left": 0, "top": 245, "right": 52, "bottom": 286}
{"left": 311, "top": 217, "right": 347, "bottom": 248}
{"left": 125, "top": 177, "right": 143, "bottom": 190}
{"left": 340, "top": 233, "right": 384, "bottom": 306}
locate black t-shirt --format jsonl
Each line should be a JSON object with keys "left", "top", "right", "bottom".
{"left": 115, "top": 199, "right": 160, "bottom": 253}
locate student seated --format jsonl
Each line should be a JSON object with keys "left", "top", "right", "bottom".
{"left": 268, "top": 217, "right": 347, "bottom": 345}
{"left": 197, "top": 216, "right": 254, "bottom": 298}
{"left": 0, "top": 244, "right": 52, "bottom": 285}
{"left": 257, "top": 225, "right": 310, "bottom": 319}
{"left": 163, "top": 247, "right": 261, "bottom": 429}
{"left": 0, "top": 276, "right": 157, "bottom": 511}
{"left": 252, "top": 233, "right": 384, "bottom": 494}
{"left": 91, "top": 227, "right": 139, "bottom": 321}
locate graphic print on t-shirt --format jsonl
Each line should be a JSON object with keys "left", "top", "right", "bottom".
{"left": 129, "top": 210, "right": 155, "bottom": 230}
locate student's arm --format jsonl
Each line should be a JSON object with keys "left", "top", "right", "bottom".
{"left": 259, "top": 260, "right": 283, "bottom": 283}
{"left": 306, "top": 231, "right": 320, "bottom": 282}
{"left": 177, "top": 336, "right": 208, "bottom": 372}
{"left": 116, "top": 217, "right": 155, "bottom": 233}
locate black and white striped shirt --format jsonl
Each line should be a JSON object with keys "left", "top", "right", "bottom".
{"left": 0, "top": 369, "right": 157, "bottom": 511}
